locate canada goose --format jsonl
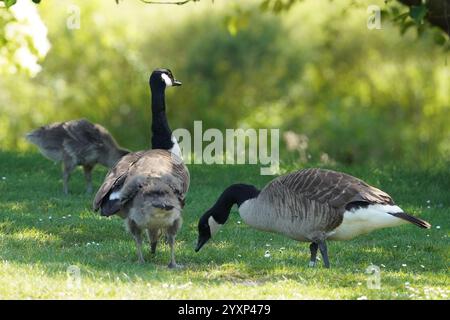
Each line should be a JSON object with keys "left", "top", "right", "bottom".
{"left": 195, "top": 168, "right": 431, "bottom": 268}
{"left": 26, "top": 119, "right": 129, "bottom": 194}
{"left": 93, "top": 69, "right": 189, "bottom": 268}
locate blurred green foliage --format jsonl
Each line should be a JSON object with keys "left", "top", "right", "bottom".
{"left": 0, "top": 0, "right": 448, "bottom": 167}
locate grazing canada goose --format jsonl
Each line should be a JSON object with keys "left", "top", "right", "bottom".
{"left": 195, "top": 168, "right": 431, "bottom": 268}
{"left": 26, "top": 119, "right": 129, "bottom": 194}
{"left": 93, "top": 69, "right": 189, "bottom": 268}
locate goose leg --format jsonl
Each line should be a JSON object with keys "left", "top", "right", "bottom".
{"left": 62, "top": 158, "right": 76, "bottom": 195}
{"left": 318, "top": 241, "right": 330, "bottom": 268}
{"left": 83, "top": 165, "right": 93, "bottom": 194}
{"left": 128, "top": 220, "right": 144, "bottom": 263}
{"left": 309, "top": 242, "right": 318, "bottom": 267}
{"left": 134, "top": 234, "right": 144, "bottom": 264}
{"left": 166, "top": 233, "right": 178, "bottom": 269}
{"left": 166, "top": 218, "right": 182, "bottom": 269}
{"left": 146, "top": 228, "right": 160, "bottom": 254}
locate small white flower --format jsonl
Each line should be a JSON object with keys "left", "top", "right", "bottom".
{"left": 420, "top": 265, "right": 425, "bottom": 268}
{"left": 381, "top": 264, "right": 386, "bottom": 268}
{"left": 357, "top": 282, "right": 362, "bottom": 286}
{"left": 264, "top": 250, "right": 271, "bottom": 258}
{"left": 357, "top": 296, "right": 368, "bottom": 300}
{"left": 1, "top": 177, "right": 6, "bottom": 180}
{"left": 48, "top": 216, "right": 52, "bottom": 220}
{"left": 426, "top": 234, "right": 430, "bottom": 237}
{"left": 426, "top": 200, "right": 431, "bottom": 204}
{"left": 237, "top": 221, "right": 241, "bottom": 224}
{"left": 393, "top": 245, "right": 397, "bottom": 248}
{"left": 265, "top": 243, "right": 271, "bottom": 247}
{"left": 62, "top": 216, "right": 66, "bottom": 219}
{"left": 39, "top": 218, "right": 43, "bottom": 222}
{"left": 427, "top": 206, "right": 431, "bottom": 209}
{"left": 402, "top": 263, "right": 407, "bottom": 267}
{"left": 407, "top": 245, "right": 411, "bottom": 248}
{"left": 96, "top": 243, "right": 100, "bottom": 246}
{"left": 68, "top": 214, "right": 72, "bottom": 218}
{"left": 237, "top": 254, "right": 242, "bottom": 258}
{"left": 436, "top": 226, "right": 441, "bottom": 229}
{"left": 405, "top": 282, "right": 410, "bottom": 286}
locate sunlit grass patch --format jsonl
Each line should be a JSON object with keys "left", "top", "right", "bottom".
{"left": 0, "top": 152, "right": 448, "bottom": 299}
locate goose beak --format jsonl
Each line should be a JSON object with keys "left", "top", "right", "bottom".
{"left": 173, "top": 79, "right": 182, "bottom": 86}
{"left": 195, "top": 236, "right": 208, "bottom": 252}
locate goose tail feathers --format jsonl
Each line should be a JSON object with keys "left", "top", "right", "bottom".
{"left": 388, "top": 211, "right": 431, "bottom": 229}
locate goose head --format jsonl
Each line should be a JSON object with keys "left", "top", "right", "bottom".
{"left": 195, "top": 211, "right": 222, "bottom": 252}
{"left": 149, "top": 68, "right": 182, "bottom": 90}
{"left": 195, "top": 184, "right": 261, "bottom": 252}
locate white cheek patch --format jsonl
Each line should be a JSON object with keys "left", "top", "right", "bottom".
{"left": 161, "top": 73, "right": 173, "bottom": 87}
{"left": 208, "top": 216, "right": 222, "bottom": 236}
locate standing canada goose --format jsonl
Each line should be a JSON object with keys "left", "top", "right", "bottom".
{"left": 195, "top": 168, "right": 431, "bottom": 268}
{"left": 26, "top": 119, "right": 130, "bottom": 194}
{"left": 93, "top": 69, "right": 189, "bottom": 268}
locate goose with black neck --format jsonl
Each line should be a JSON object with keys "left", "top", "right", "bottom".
{"left": 195, "top": 168, "right": 431, "bottom": 268}
{"left": 93, "top": 69, "right": 189, "bottom": 268}
{"left": 150, "top": 68, "right": 182, "bottom": 157}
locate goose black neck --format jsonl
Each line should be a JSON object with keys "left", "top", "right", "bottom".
{"left": 208, "top": 184, "right": 260, "bottom": 224}
{"left": 151, "top": 87, "right": 174, "bottom": 150}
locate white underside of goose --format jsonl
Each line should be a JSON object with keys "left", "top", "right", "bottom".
{"left": 328, "top": 204, "right": 407, "bottom": 240}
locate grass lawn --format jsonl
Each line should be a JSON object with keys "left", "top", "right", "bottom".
{"left": 0, "top": 151, "right": 448, "bottom": 299}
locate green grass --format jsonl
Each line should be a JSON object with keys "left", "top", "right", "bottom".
{"left": 0, "top": 151, "right": 448, "bottom": 299}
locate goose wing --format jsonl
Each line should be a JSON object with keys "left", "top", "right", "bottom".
{"left": 93, "top": 149, "right": 189, "bottom": 215}
{"left": 261, "top": 168, "right": 394, "bottom": 232}
{"left": 275, "top": 168, "right": 393, "bottom": 209}
{"left": 124, "top": 150, "right": 190, "bottom": 205}
{"left": 62, "top": 119, "right": 105, "bottom": 159}
{"left": 93, "top": 151, "right": 146, "bottom": 215}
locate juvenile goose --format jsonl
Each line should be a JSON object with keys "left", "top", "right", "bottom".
{"left": 93, "top": 69, "right": 189, "bottom": 268}
{"left": 26, "top": 119, "right": 129, "bottom": 194}
{"left": 195, "top": 168, "right": 431, "bottom": 268}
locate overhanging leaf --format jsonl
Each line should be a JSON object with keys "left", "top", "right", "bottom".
{"left": 409, "top": 5, "right": 428, "bottom": 24}
{"left": 4, "top": 0, "right": 17, "bottom": 8}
